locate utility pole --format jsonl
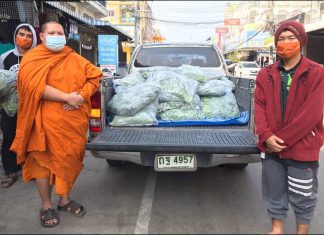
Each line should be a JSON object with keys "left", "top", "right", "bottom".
{"left": 265, "top": 1, "right": 275, "bottom": 64}
{"left": 134, "top": 1, "right": 140, "bottom": 47}
{"left": 266, "top": 0, "right": 275, "bottom": 35}
{"left": 139, "top": 1, "right": 142, "bottom": 46}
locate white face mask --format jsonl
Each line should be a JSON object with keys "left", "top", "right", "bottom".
{"left": 44, "top": 35, "right": 66, "bottom": 51}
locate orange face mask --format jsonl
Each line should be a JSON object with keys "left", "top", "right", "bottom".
{"left": 16, "top": 35, "right": 32, "bottom": 49}
{"left": 276, "top": 41, "right": 300, "bottom": 60}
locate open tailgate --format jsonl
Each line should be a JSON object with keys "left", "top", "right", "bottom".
{"left": 87, "top": 127, "right": 260, "bottom": 154}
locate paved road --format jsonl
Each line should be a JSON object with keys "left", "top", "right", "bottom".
{"left": 0, "top": 150, "right": 323, "bottom": 234}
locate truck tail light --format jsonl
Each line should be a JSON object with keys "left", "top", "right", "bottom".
{"left": 90, "top": 91, "right": 102, "bottom": 133}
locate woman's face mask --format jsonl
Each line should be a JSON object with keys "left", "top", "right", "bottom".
{"left": 44, "top": 35, "right": 66, "bottom": 52}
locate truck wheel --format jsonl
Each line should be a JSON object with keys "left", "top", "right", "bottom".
{"left": 226, "top": 163, "right": 248, "bottom": 169}
{"left": 106, "top": 160, "right": 126, "bottom": 167}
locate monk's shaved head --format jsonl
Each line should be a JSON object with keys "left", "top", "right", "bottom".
{"left": 41, "top": 21, "right": 63, "bottom": 33}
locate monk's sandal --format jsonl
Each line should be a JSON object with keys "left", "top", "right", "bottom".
{"left": 40, "top": 208, "right": 59, "bottom": 228}
{"left": 57, "top": 200, "right": 86, "bottom": 217}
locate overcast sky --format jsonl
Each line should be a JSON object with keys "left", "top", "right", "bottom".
{"left": 150, "top": 1, "right": 235, "bottom": 43}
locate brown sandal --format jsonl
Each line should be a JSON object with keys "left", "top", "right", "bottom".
{"left": 40, "top": 208, "right": 60, "bottom": 228}
{"left": 57, "top": 200, "right": 86, "bottom": 217}
{"left": 1, "top": 173, "right": 18, "bottom": 188}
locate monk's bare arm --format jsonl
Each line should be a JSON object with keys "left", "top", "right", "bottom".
{"left": 42, "top": 85, "right": 83, "bottom": 107}
{"left": 42, "top": 85, "right": 68, "bottom": 102}
{"left": 78, "top": 63, "right": 102, "bottom": 100}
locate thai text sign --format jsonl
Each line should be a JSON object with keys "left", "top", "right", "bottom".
{"left": 98, "top": 35, "right": 119, "bottom": 66}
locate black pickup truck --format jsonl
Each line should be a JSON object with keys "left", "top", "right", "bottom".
{"left": 86, "top": 43, "right": 260, "bottom": 171}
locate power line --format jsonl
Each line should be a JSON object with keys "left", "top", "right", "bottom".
{"left": 138, "top": 16, "right": 223, "bottom": 25}
{"left": 230, "top": 25, "right": 268, "bottom": 50}
{"left": 136, "top": 9, "right": 273, "bottom": 25}
{"left": 225, "top": 9, "right": 312, "bottom": 51}
{"left": 146, "top": 4, "right": 313, "bottom": 44}
{"left": 224, "top": 24, "right": 268, "bottom": 50}
{"left": 144, "top": 9, "right": 227, "bottom": 13}
{"left": 150, "top": 3, "right": 229, "bottom": 11}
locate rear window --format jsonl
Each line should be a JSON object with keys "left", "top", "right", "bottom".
{"left": 242, "top": 63, "right": 259, "bottom": 68}
{"left": 134, "top": 47, "right": 221, "bottom": 67}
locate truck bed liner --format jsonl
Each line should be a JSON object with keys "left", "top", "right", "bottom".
{"left": 87, "top": 127, "right": 259, "bottom": 154}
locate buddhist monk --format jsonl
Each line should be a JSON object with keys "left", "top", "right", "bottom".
{"left": 10, "top": 21, "right": 102, "bottom": 228}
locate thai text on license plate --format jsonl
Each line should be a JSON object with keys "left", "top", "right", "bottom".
{"left": 154, "top": 154, "right": 197, "bottom": 171}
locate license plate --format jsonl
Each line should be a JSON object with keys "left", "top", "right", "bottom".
{"left": 154, "top": 154, "right": 197, "bottom": 171}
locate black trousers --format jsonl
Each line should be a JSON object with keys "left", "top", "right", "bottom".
{"left": 1, "top": 110, "right": 20, "bottom": 175}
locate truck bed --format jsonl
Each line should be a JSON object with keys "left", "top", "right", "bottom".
{"left": 86, "top": 127, "right": 258, "bottom": 153}
{"left": 86, "top": 76, "right": 259, "bottom": 154}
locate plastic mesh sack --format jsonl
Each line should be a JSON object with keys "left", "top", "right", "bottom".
{"left": 158, "top": 94, "right": 201, "bottom": 113}
{"left": 219, "top": 76, "right": 236, "bottom": 92}
{"left": 146, "top": 70, "right": 198, "bottom": 104}
{"left": 175, "top": 64, "right": 206, "bottom": 82}
{"left": 108, "top": 82, "right": 160, "bottom": 116}
{"left": 158, "top": 101, "right": 183, "bottom": 113}
{"left": 1, "top": 90, "right": 18, "bottom": 117}
{"left": 139, "top": 66, "right": 173, "bottom": 79}
{"left": 113, "top": 73, "right": 145, "bottom": 87}
{"left": 0, "top": 69, "right": 18, "bottom": 116}
{"left": 201, "top": 92, "right": 240, "bottom": 119}
{"left": 0, "top": 69, "right": 17, "bottom": 99}
{"left": 201, "top": 69, "right": 235, "bottom": 91}
{"left": 202, "top": 68, "right": 226, "bottom": 81}
{"left": 109, "top": 99, "right": 159, "bottom": 126}
{"left": 197, "top": 80, "right": 226, "bottom": 97}
{"left": 159, "top": 95, "right": 202, "bottom": 121}
{"left": 114, "top": 85, "right": 130, "bottom": 94}
{"left": 158, "top": 93, "right": 183, "bottom": 103}
{"left": 160, "top": 108, "right": 204, "bottom": 121}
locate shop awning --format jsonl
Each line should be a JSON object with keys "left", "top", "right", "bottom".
{"left": 45, "top": 1, "right": 132, "bottom": 41}
{"left": 93, "top": 20, "right": 133, "bottom": 42}
{"left": 305, "top": 19, "right": 324, "bottom": 34}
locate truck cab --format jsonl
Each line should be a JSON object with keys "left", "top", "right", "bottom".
{"left": 129, "top": 43, "right": 228, "bottom": 75}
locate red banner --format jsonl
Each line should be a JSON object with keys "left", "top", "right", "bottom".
{"left": 224, "top": 18, "right": 240, "bottom": 25}
{"left": 215, "top": 27, "right": 228, "bottom": 33}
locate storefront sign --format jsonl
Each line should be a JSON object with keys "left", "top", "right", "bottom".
{"left": 69, "top": 20, "right": 78, "bottom": 34}
{"left": 100, "top": 64, "right": 116, "bottom": 77}
{"left": 81, "top": 43, "right": 92, "bottom": 50}
{"left": 263, "top": 36, "right": 274, "bottom": 47}
{"left": 69, "top": 33, "right": 80, "bottom": 41}
{"left": 246, "top": 30, "right": 270, "bottom": 47}
{"left": 98, "top": 35, "right": 119, "bottom": 66}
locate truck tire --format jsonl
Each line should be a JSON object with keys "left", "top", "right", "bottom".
{"left": 106, "top": 160, "right": 126, "bottom": 167}
{"left": 226, "top": 163, "right": 248, "bottom": 169}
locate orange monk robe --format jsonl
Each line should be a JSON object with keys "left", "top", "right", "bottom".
{"left": 10, "top": 45, "right": 102, "bottom": 195}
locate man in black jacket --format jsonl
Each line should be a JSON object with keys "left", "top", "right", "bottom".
{"left": 0, "top": 23, "right": 37, "bottom": 188}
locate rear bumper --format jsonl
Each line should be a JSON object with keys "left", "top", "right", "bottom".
{"left": 90, "top": 150, "right": 261, "bottom": 167}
